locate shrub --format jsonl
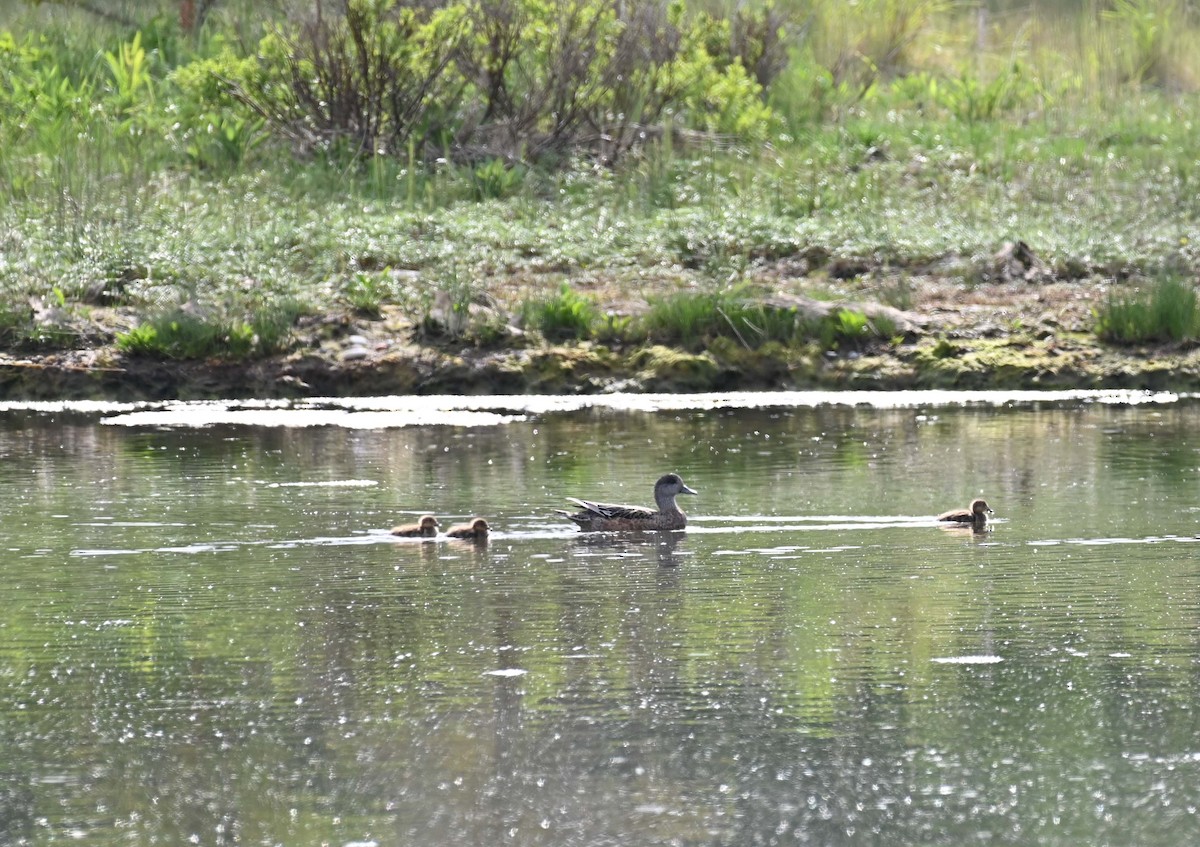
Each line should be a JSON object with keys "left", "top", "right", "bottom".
{"left": 170, "top": 48, "right": 274, "bottom": 169}
{"left": 259, "top": 0, "right": 468, "bottom": 157}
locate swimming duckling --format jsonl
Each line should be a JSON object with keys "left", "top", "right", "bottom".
{"left": 390, "top": 514, "right": 440, "bottom": 537}
{"left": 445, "top": 517, "right": 490, "bottom": 540}
{"left": 937, "top": 498, "right": 993, "bottom": 529}
{"left": 556, "top": 473, "right": 698, "bottom": 532}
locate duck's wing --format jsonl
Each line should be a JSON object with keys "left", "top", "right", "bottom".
{"left": 565, "top": 497, "right": 656, "bottom": 520}
{"left": 937, "top": 508, "right": 971, "bottom": 522}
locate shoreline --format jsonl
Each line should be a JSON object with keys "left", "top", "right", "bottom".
{"left": 0, "top": 328, "right": 1193, "bottom": 402}
{"left": 0, "top": 275, "right": 1191, "bottom": 402}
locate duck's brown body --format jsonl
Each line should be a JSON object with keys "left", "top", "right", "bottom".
{"left": 937, "top": 498, "right": 993, "bottom": 528}
{"left": 445, "top": 517, "right": 490, "bottom": 540}
{"left": 557, "top": 473, "right": 698, "bottom": 532}
{"left": 391, "top": 515, "right": 440, "bottom": 537}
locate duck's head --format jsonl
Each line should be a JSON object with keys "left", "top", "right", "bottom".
{"left": 471, "top": 518, "right": 490, "bottom": 533}
{"left": 970, "top": 498, "right": 993, "bottom": 516}
{"left": 656, "top": 473, "right": 698, "bottom": 498}
{"left": 419, "top": 515, "right": 440, "bottom": 531}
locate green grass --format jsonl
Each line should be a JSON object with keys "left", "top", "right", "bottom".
{"left": 1, "top": 3, "right": 1200, "bottom": 359}
{"left": 1094, "top": 276, "right": 1200, "bottom": 344}
{"left": 637, "top": 289, "right": 886, "bottom": 351}
{"left": 522, "top": 284, "right": 599, "bottom": 342}
{"left": 115, "top": 302, "right": 303, "bottom": 359}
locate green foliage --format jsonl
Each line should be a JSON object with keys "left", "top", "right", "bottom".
{"left": 0, "top": 31, "right": 94, "bottom": 147}
{"left": 522, "top": 284, "right": 599, "bottom": 341}
{"left": 169, "top": 47, "right": 274, "bottom": 169}
{"left": 265, "top": 0, "right": 469, "bottom": 157}
{"left": 470, "top": 158, "right": 525, "bottom": 201}
{"left": 342, "top": 271, "right": 396, "bottom": 317}
{"left": 104, "top": 31, "right": 155, "bottom": 117}
{"left": 637, "top": 289, "right": 888, "bottom": 351}
{"left": 768, "top": 51, "right": 859, "bottom": 130}
{"left": 116, "top": 303, "right": 301, "bottom": 359}
{"left": 1094, "top": 277, "right": 1200, "bottom": 344}
{"left": 1102, "top": 0, "right": 1184, "bottom": 87}
{"left": 596, "top": 311, "right": 632, "bottom": 343}
{"left": 836, "top": 308, "right": 869, "bottom": 339}
{"left": 688, "top": 55, "right": 776, "bottom": 139}
{"left": 929, "top": 62, "right": 1044, "bottom": 124}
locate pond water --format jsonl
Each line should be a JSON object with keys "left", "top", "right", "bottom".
{"left": 3, "top": 390, "right": 1200, "bottom": 847}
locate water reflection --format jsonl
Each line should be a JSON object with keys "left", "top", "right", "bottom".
{"left": 572, "top": 531, "right": 688, "bottom": 568}
{"left": 2, "top": 396, "right": 1200, "bottom": 845}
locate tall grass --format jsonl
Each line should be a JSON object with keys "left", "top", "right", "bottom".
{"left": 638, "top": 289, "right": 884, "bottom": 351}
{"left": 1094, "top": 277, "right": 1200, "bottom": 344}
{"left": 522, "top": 284, "right": 599, "bottom": 342}
{"left": 116, "top": 301, "right": 304, "bottom": 359}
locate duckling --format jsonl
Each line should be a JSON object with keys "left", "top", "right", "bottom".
{"left": 937, "top": 498, "right": 994, "bottom": 529}
{"left": 556, "top": 473, "right": 698, "bottom": 532}
{"left": 390, "top": 514, "right": 440, "bottom": 537}
{"left": 445, "top": 517, "right": 490, "bottom": 540}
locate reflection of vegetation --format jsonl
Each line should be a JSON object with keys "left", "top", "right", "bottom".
{"left": 5, "top": 405, "right": 1200, "bottom": 842}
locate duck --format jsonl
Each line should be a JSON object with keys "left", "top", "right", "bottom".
{"left": 937, "top": 498, "right": 993, "bottom": 529}
{"left": 390, "top": 514, "right": 440, "bottom": 537}
{"left": 556, "top": 473, "right": 698, "bottom": 532}
{"left": 445, "top": 517, "right": 490, "bottom": 540}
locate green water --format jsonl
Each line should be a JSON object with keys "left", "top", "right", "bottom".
{"left": 2, "top": 393, "right": 1200, "bottom": 846}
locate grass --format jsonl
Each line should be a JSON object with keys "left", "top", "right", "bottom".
{"left": 637, "top": 288, "right": 887, "bottom": 351}
{"left": 0, "top": 2, "right": 1199, "bottom": 360}
{"left": 522, "top": 284, "right": 599, "bottom": 342}
{"left": 116, "top": 302, "right": 303, "bottom": 359}
{"left": 1094, "top": 277, "right": 1200, "bottom": 345}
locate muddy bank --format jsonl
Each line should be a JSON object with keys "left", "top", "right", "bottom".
{"left": 0, "top": 330, "right": 1196, "bottom": 401}
{"left": 0, "top": 273, "right": 1194, "bottom": 401}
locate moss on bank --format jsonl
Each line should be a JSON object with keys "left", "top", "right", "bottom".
{"left": 1, "top": 325, "right": 1197, "bottom": 401}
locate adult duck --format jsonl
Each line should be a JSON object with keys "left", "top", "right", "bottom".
{"left": 557, "top": 473, "right": 698, "bottom": 532}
